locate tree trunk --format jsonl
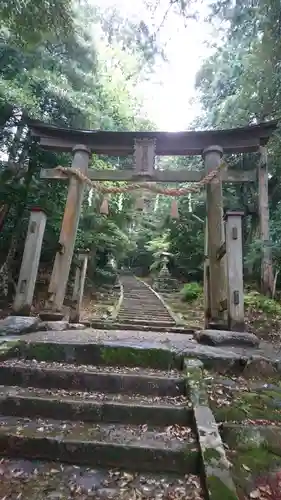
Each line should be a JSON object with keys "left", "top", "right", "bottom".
{"left": 0, "top": 204, "right": 9, "bottom": 233}
{"left": 0, "top": 137, "right": 38, "bottom": 298}
{"left": 0, "top": 232, "right": 19, "bottom": 298}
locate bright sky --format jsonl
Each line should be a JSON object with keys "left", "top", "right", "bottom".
{"left": 94, "top": 0, "right": 215, "bottom": 131}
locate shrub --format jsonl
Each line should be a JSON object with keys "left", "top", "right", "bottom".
{"left": 244, "top": 291, "right": 281, "bottom": 316}
{"left": 180, "top": 282, "right": 203, "bottom": 302}
{"left": 93, "top": 265, "right": 117, "bottom": 287}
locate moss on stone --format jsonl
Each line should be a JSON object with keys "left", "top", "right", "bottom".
{"left": 204, "top": 447, "right": 222, "bottom": 464}
{"left": 228, "top": 445, "right": 281, "bottom": 491}
{"left": 211, "top": 388, "right": 281, "bottom": 423}
{"left": 184, "top": 359, "right": 209, "bottom": 405}
{"left": 21, "top": 342, "right": 66, "bottom": 362}
{"left": 0, "top": 340, "right": 21, "bottom": 360}
{"left": 100, "top": 346, "right": 177, "bottom": 370}
{"left": 207, "top": 476, "right": 238, "bottom": 500}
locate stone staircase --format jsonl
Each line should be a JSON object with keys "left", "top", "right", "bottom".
{"left": 116, "top": 275, "right": 176, "bottom": 328}
{"left": 0, "top": 276, "right": 241, "bottom": 498}
{"left": 0, "top": 340, "right": 206, "bottom": 498}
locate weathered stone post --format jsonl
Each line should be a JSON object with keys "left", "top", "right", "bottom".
{"left": 13, "top": 207, "right": 47, "bottom": 315}
{"left": 69, "top": 249, "right": 89, "bottom": 324}
{"left": 225, "top": 211, "right": 245, "bottom": 331}
{"left": 258, "top": 145, "right": 274, "bottom": 296}
{"left": 203, "top": 145, "right": 227, "bottom": 326}
{"left": 47, "top": 145, "right": 91, "bottom": 314}
{"left": 203, "top": 218, "right": 211, "bottom": 328}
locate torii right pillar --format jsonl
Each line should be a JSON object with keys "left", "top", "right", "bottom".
{"left": 203, "top": 145, "right": 227, "bottom": 328}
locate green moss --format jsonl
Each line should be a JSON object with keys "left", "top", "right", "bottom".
{"left": 0, "top": 340, "right": 21, "bottom": 360}
{"left": 100, "top": 346, "right": 177, "bottom": 369}
{"left": 204, "top": 447, "right": 222, "bottom": 464}
{"left": 211, "top": 388, "right": 281, "bottom": 423}
{"left": 228, "top": 445, "right": 281, "bottom": 491}
{"left": 183, "top": 446, "right": 201, "bottom": 470}
{"left": 184, "top": 359, "right": 209, "bottom": 405}
{"left": 21, "top": 342, "right": 66, "bottom": 362}
{"left": 207, "top": 476, "right": 238, "bottom": 500}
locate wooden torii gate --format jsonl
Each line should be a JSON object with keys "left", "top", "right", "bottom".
{"left": 14, "top": 120, "right": 277, "bottom": 329}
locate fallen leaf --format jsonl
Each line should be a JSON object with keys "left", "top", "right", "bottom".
{"left": 250, "top": 490, "right": 260, "bottom": 499}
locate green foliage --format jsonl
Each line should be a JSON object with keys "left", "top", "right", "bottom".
{"left": 191, "top": 0, "right": 281, "bottom": 289}
{"left": 146, "top": 233, "right": 170, "bottom": 274}
{"left": 92, "top": 265, "right": 118, "bottom": 288}
{"left": 0, "top": 1, "right": 159, "bottom": 291}
{"left": 244, "top": 291, "right": 281, "bottom": 316}
{"left": 180, "top": 282, "right": 203, "bottom": 302}
{"left": 0, "top": 0, "right": 73, "bottom": 45}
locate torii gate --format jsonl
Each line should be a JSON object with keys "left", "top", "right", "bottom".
{"left": 14, "top": 119, "right": 277, "bottom": 330}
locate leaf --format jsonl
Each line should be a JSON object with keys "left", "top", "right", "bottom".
{"left": 250, "top": 490, "right": 261, "bottom": 499}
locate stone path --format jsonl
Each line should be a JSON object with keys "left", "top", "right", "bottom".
{"left": 14, "top": 327, "right": 281, "bottom": 368}
{"left": 115, "top": 275, "right": 176, "bottom": 328}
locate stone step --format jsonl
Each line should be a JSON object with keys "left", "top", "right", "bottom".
{"left": 0, "top": 416, "right": 200, "bottom": 473}
{"left": 90, "top": 320, "right": 194, "bottom": 334}
{"left": 116, "top": 321, "right": 175, "bottom": 328}
{"left": 118, "top": 306, "right": 170, "bottom": 312}
{"left": 119, "top": 303, "right": 170, "bottom": 310}
{"left": 0, "top": 458, "right": 204, "bottom": 499}
{"left": 115, "top": 318, "right": 175, "bottom": 327}
{"left": 122, "top": 295, "right": 160, "bottom": 301}
{"left": 117, "top": 315, "right": 173, "bottom": 322}
{"left": 0, "top": 360, "right": 184, "bottom": 396}
{"left": 120, "top": 308, "right": 170, "bottom": 314}
{"left": 118, "top": 309, "right": 172, "bottom": 317}
{"left": 8, "top": 337, "right": 179, "bottom": 369}
{"left": 122, "top": 296, "right": 161, "bottom": 301}
{"left": 0, "top": 385, "right": 191, "bottom": 426}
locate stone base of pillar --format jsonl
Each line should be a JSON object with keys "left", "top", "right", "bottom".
{"left": 39, "top": 311, "right": 65, "bottom": 322}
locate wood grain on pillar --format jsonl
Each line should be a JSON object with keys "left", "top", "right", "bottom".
{"left": 48, "top": 145, "right": 91, "bottom": 311}
{"left": 203, "top": 145, "right": 227, "bottom": 325}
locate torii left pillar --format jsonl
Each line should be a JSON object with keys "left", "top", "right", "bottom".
{"left": 46, "top": 145, "right": 91, "bottom": 314}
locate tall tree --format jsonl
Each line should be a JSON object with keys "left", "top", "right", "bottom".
{"left": 0, "top": 0, "right": 73, "bottom": 45}
{"left": 0, "top": 1, "right": 156, "bottom": 298}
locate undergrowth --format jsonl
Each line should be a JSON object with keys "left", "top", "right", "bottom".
{"left": 244, "top": 291, "right": 281, "bottom": 317}
{"left": 180, "top": 282, "right": 203, "bottom": 302}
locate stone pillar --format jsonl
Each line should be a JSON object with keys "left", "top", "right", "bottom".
{"left": 69, "top": 250, "right": 89, "bottom": 324}
{"left": 225, "top": 211, "right": 245, "bottom": 331}
{"left": 47, "top": 145, "right": 91, "bottom": 313}
{"left": 258, "top": 145, "right": 274, "bottom": 296}
{"left": 203, "top": 218, "right": 211, "bottom": 328}
{"left": 203, "top": 145, "right": 227, "bottom": 326}
{"left": 13, "top": 207, "right": 47, "bottom": 315}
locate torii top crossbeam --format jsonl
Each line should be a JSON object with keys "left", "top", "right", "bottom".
{"left": 29, "top": 119, "right": 278, "bottom": 156}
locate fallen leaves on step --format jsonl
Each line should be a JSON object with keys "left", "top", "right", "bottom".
{"left": 0, "top": 458, "right": 204, "bottom": 499}
{"left": 249, "top": 470, "right": 281, "bottom": 500}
